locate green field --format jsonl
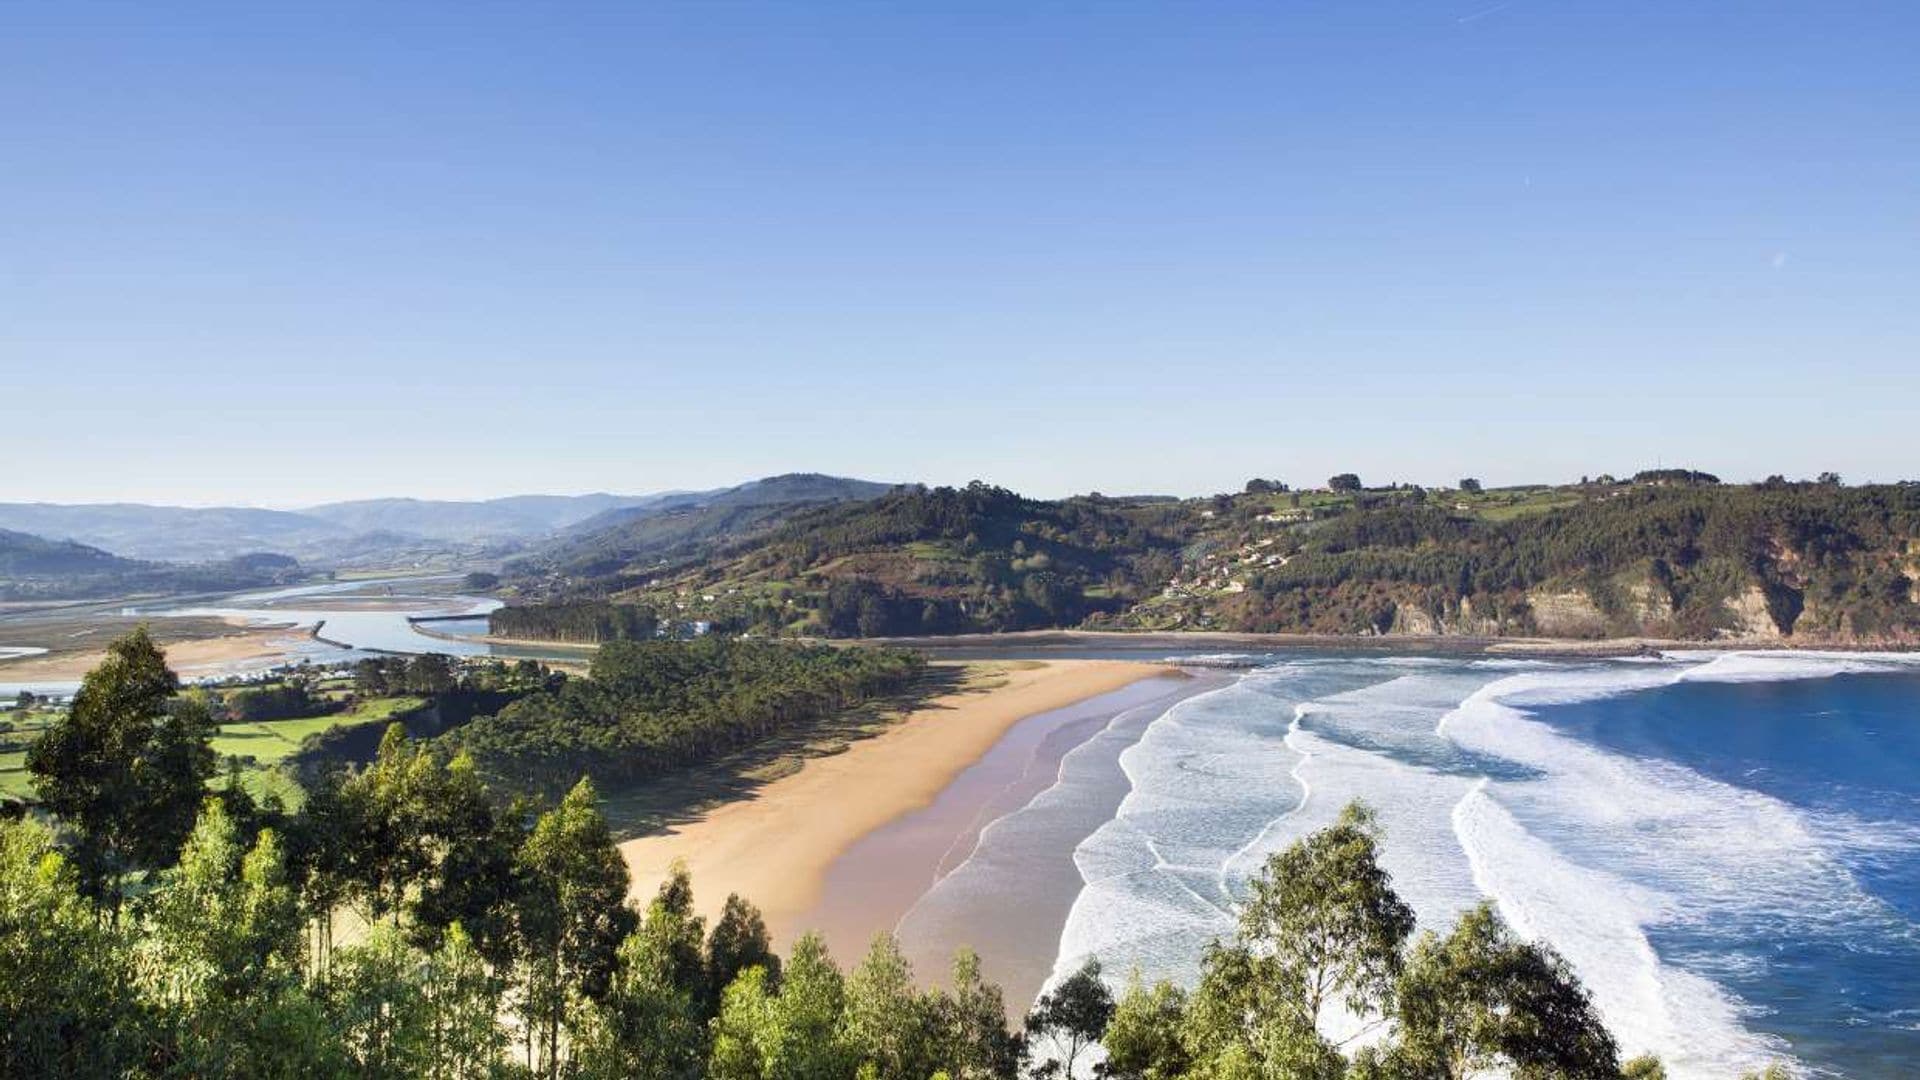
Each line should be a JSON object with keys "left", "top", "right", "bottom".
{"left": 1, "top": 695, "right": 425, "bottom": 802}
{"left": 0, "top": 749, "right": 30, "bottom": 799}
{"left": 210, "top": 695, "right": 426, "bottom": 768}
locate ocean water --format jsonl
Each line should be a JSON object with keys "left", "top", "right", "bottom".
{"left": 1024, "top": 651, "right": 1920, "bottom": 1079}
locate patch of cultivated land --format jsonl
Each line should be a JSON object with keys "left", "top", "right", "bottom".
{"left": 3, "top": 694, "right": 426, "bottom": 804}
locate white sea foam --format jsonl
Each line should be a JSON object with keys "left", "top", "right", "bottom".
{"left": 1045, "top": 651, "right": 1918, "bottom": 1080}
{"left": 1439, "top": 655, "right": 1920, "bottom": 1078}
{"left": 1453, "top": 780, "right": 1785, "bottom": 1076}
{"left": 1670, "top": 649, "right": 1920, "bottom": 684}
{"left": 1219, "top": 672, "right": 1494, "bottom": 930}
{"left": 1048, "top": 663, "right": 1496, "bottom": 991}
{"left": 1050, "top": 665, "right": 1370, "bottom": 989}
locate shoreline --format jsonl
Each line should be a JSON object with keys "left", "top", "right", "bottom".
{"left": 618, "top": 658, "right": 1178, "bottom": 944}
{"left": 437, "top": 624, "right": 1920, "bottom": 660}
{"left": 855, "top": 628, "right": 1920, "bottom": 658}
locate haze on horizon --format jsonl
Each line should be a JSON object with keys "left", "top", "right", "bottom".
{"left": 5, "top": 3, "right": 1915, "bottom": 507}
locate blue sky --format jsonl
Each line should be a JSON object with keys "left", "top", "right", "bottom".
{"left": 4, "top": 2, "right": 1915, "bottom": 506}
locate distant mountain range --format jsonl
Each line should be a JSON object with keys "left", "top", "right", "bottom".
{"left": 0, "top": 475, "right": 895, "bottom": 593}
{"left": 0, "top": 492, "right": 666, "bottom": 564}
{"left": 300, "top": 493, "right": 669, "bottom": 543}
{"left": 11, "top": 472, "right": 1919, "bottom": 645}
{"left": 0, "top": 503, "right": 354, "bottom": 564}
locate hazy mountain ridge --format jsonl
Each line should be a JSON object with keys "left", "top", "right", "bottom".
{"left": 0, "top": 527, "right": 303, "bottom": 601}
{"left": 0, "top": 527, "right": 149, "bottom": 578}
{"left": 0, "top": 502, "right": 352, "bottom": 563}
{"left": 0, "top": 493, "right": 661, "bottom": 565}
{"left": 510, "top": 474, "right": 897, "bottom": 594}
{"left": 301, "top": 492, "right": 660, "bottom": 542}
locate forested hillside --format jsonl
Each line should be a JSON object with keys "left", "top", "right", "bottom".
{"left": 492, "top": 475, "right": 1920, "bottom": 645}
{"left": 0, "top": 528, "right": 143, "bottom": 578}
{"left": 0, "top": 529, "right": 304, "bottom": 601}
{"left": 599, "top": 482, "right": 1187, "bottom": 637}
{"left": 1166, "top": 478, "right": 1920, "bottom": 642}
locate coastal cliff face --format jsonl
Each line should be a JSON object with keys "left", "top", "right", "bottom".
{"left": 1189, "top": 525, "right": 1920, "bottom": 646}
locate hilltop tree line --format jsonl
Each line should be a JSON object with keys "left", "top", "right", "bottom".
{"left": 1225, "top": 482, "right": 1920, "bottom": 638}
{"left": 5, "top": 630, "right": 1796, "bottom": 1079}
{"left": 444, "top": 636, "right": 925, "bottom": 793}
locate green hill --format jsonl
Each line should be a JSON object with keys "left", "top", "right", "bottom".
{"left": 1134, "top": 478, "right": 1920, "bottom": 642}
{"left": 493, "top": 476, "right": 1920, "bottom": 646}
{"left": 0, "top": 527, "right": 146, "bottom": 578}
{"left": 538, "top": 482, "right": 1187, "bottom": 637}
{"left": 507, "top": 473, "right": 895, "bottom": 595}
{"left": 0, "top": 528, "right": 304, "bottom": 601}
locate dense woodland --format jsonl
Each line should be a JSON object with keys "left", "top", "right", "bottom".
{"left": 547, "top": 482, "right": 1189, "bottom": 639}
{"left": 445, "top": 636, "right": 925, "bottom": 793}
{"left": 497, "top": 476, "right": 1920, "bottom": 644}
{"left": 1, "top": 629, "right": 1776, "bottom": 1080}
{"left": 490, "top": 601, "right": 661, "bottom": 644}
{"left": 1215, "top": 480, "right": 1920, "bottom": 639}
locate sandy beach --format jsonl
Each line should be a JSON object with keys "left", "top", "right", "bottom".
{"left": 0, "top": 621, "right": 311, "bottom": 682}
{"left": 619, "top": 658, "right": 1176, "bottom": 941}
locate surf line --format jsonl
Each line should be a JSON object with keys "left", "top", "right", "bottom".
{"left": 1214, "top": 696, "right": 1316, "bottom": 904}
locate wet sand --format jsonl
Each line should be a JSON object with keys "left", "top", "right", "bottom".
{"left": 619, "top": 659, "right": 1176, "bottom": 944}
{"left": 811, "top": 672, "right": 1222, "bottom": 1006}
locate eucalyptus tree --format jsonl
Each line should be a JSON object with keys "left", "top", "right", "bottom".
{"left": 1386, "top": 902, "right": 1619, "bottom": 1080}
{"left": 573, "top": 894, "right": 706, "bottom": 1080}
{"left": 707, "top": 964, "right": 780, "bottom": 1080}
{"left": 706, "top": 891, "right": 780, "bottom": 1015}
{"left": 27, "top": 626, "right": 217, "bottom": 913}
{"left": 943, "top": 948, "right": 1021, "bottom": 1080}
{"left": 1100, "top": 975, "right": 1190, "bottom": 1080}
{"left": 515, "top": 777, "right": 637, "bottom": 1079}
{"left": 139, "top": 799, "right": 334, "bottom": 1078}
{"left": 1236, "top": 801, "right": 1416, "bottom": 1039}
{"left": 725, "top": 931, "right": 857, "bottom": 1080}
{"left": 1025, "top": 957, "right": 1113, "bottom": 1079}
{"left": 1173, "top": 802, "right": 1413, "bottom": 1078}
{"left": 0, "top": 818, "right": 148, "bottom": 1079}
{"left": 842, "top": 933, "right": 944, "bottom": 1080}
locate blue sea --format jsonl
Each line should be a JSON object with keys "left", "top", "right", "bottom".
{"left": 920, "top": 650, "right": 1919, "bottom": 1079}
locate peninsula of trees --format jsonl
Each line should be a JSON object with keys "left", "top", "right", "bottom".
{"left": 445, "top": 636, "right": 924, "bottom": 794}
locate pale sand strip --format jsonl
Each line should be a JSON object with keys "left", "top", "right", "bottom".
{"left": 0, "top": 625, "right": 311, "bottom": 682}
{"left": 620, "top": 658, "right": 1174, "bottom": 939}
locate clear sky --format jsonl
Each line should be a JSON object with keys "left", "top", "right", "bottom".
{"left": 4, "top": 2, "right": 1915, "bottom": 507}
